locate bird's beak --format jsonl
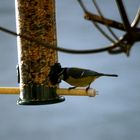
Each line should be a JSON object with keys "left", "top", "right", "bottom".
{"left": 57, "top": 69, "right": 65, "bottom": 80}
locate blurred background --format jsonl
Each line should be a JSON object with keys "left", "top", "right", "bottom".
{"left": 0, "top": 0, "right": 140, "bottom": 140}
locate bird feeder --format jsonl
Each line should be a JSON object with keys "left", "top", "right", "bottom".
{"left": 15, "top": 0, "right": 65, "bottom": 105}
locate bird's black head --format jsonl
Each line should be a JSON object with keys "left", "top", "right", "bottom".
{"left": 49, "top": 63, "right": 63, "bottom": 85}
{"left": 59, "top": 68, "right": 68, "bottom": 81}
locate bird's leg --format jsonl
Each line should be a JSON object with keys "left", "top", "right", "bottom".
{"left": 86, "top": 84, "right": 91, "bottom": 92}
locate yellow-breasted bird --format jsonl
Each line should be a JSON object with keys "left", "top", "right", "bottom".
{"left": 59, "top": 67, "right": 118, "bottom": 89}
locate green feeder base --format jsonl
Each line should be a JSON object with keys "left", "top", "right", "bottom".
{"left": 17, "top": 96, "right": 65, "bottom": 105}
{"left": 17, "top": 85, "right": 65, "bottom": 105}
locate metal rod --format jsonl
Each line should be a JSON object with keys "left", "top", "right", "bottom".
{"left": 131, "top": 8, "right": 140, "bottom": 27}
{"left": 116, "top": 0, "right": 132, "bottom": 33}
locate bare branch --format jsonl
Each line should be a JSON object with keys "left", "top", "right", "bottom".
{"left": 84, "top": 12, "right": 125, "bottom": 31}
{"left": 116, "top": 0, "right": 132, "bottom": 34}
{"left": 92, "top": 0, "right": 120, "bottom": 42}
{"left": 1, "top": 1, "right": 140, "bottom": 56}
{"left": 77, "top": 0, "right": 116, "bottom": 43}
{"left": 0, "top": 26, "right": 118, "bottom": 54}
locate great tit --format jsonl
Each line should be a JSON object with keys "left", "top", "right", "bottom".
{"left": 60, "top": 67, "right": 118, "bottom": 89}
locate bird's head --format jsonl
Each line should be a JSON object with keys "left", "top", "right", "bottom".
{"left": 57, "top": 68, "right": 67, "bottom": 81}
{"left": 49, "top": 63, "right": 64, "bottom": 85}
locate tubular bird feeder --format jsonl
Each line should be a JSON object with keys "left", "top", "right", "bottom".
{"left": 15, "top": 0, "right": 65, "bottom": 105}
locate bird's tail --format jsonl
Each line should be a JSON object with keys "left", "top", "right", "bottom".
{"left": 100, "top": 73, "right": 118, "bottom": 77}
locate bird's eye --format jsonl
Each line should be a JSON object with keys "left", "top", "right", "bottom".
{"left": 59, "top": 74, "right": 64, "bottom": 80}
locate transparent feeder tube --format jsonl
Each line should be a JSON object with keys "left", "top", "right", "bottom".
{"left": 15, "top": 0, "right": 65, "bottom": 105}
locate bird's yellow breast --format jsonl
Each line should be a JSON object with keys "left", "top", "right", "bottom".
{"left": 65, "top": 76, "right": 97, "bottom": 87}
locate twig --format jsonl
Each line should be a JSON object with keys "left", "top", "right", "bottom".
{"left": 77, "top": 0, "right": 116, "bottom": 43}
{"left": 0, "top": 26, "right": 118, "bottom": 54}
{"left": 84, "top": 12, "right": 125, "bottom": 30}
{"left": 116, "top": 0, "right": 132, "bottom": 34}
{"left": 92, "top": 0, "right": 120, "bottom": 42}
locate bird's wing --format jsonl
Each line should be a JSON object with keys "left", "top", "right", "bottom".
{"left": 67, "top": 67, "right": 99, "bottom": 79}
